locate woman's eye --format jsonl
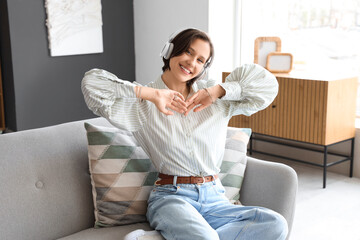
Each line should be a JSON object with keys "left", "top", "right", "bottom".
{"left": 186, "top": 50, "right": 191, "bottom": 55}
{"left": 197, "top": 59, "right": 204, "bottom": 64}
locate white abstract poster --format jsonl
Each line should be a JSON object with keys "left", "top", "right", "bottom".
{"left": 45, "top": 0, "right": 103, "bottom": 57}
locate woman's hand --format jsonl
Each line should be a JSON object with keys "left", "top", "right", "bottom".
{"left": 152, "top": 89, "right": 187, "bottom": 116}
{"left": 135, "top": 86, "right": 187, "bottom": 115}
{"left": 184, "top": 89, "right": 213, "bottom": 116}
{"left": 185, "top": 85, "right": 225, "bottom": 116}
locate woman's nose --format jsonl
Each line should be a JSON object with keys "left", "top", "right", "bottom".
{"left": 187, "top": 56, "right": 196, "bottom": 67}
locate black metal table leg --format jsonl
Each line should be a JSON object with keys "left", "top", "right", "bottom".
{"left": 350, "top": 138, "right": 355, "bottom": 178}
{"left": 323, "top": 146, "right": 328, "bottom": 189}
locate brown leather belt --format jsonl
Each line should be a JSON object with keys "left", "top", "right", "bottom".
{"left": 155, "top": 173, "right": 218, "bottom": 185}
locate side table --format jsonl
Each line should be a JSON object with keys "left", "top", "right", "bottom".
{"left": 222, "top": 71, "right": 358, "bottom": 188}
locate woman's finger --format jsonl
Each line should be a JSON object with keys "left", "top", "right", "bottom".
{"left": 164, "top": 110, "right": 174, "bottom": 115}
{"left": 169, "top": 100, "right": 186, "bottom": 113}
{"left": 158, "top": 105, "right": 174, "bottom": 116}
{"left": 174, "top": 92, "right": 185, "bottom": 102}
{"left": 184, "top": 102, "right": 198, "bottom": 116}
{"left": 193, "top": 104, "right": 208, "bottom": 113}
{"left": 185, "top": 92, "right": 199, "bottom": 106}
{"left": 168, "top": 104, "right": 186, "bottom": 114}
{"left": 173, "top": 96, "right": 187, "bottom": 108}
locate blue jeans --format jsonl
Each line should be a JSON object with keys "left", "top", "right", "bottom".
{"left": 146, "top": 179, "right": 288, "bottom": 240}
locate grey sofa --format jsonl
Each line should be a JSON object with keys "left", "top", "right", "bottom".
{"left": 0, "top": 117, "right": 298, "bottom": 240}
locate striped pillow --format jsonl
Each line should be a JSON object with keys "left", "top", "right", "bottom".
{"left": 85, "top": 123, "right": 251, "bottom": 227}
{"left": 219, "top": 127, "right": 251, "bottom": 203}
{"left": 85, "top": 123, "right": 158, "bottom": 227}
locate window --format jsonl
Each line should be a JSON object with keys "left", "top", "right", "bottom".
{"left": 238, "top": 0, "right": 360, "bottom": 117}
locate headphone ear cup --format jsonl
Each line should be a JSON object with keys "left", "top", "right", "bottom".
{"left": 204, "top": 57, "right": 212, "bottom": 69}
{"left": 160, "top": 42, "right": 170, "bottom": 59}
{"left": 160, "top": 42, "right": 174, "bottom": 60}
{"left": 164, "top": 42, "right": 174, "bottom": 59}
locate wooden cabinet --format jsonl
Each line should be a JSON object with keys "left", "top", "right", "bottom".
{"left": 222, "top": 71, "right": 358, "bottom": 145}
{"left": 0, "top": 63, "right": 5, "bottom": 131}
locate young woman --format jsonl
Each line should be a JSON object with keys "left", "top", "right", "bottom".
{"left": 82, "top": 28, "right": 288, "bottom": 240}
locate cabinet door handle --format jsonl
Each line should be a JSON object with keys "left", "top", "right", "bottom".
{"left": 272, "top": 105, "right": 276, "bottom": 108}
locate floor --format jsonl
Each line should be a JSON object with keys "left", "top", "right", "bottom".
{"left": 251, "top": 153, "right": 360, "bottom": 240}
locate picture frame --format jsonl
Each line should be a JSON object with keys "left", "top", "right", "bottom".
{"left": 45, "top": 0, "right": 103, "bottom": 57}
{"left": 254, "top": 37, "right": 281, "bottom": 67}
{"left": 266, "top": 52, "right": 293, "bottom": 73}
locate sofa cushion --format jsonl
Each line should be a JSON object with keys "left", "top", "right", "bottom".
{"left": 85, "top": 123, "right": 158, "bottom": 227}
{"left": 85, "top": 123, "right": 251, "bottom": 227}
{"left": 57, "top": 222, "right": 152, "bottom": 240}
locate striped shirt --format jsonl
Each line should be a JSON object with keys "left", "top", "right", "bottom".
{"left": 81, "top": 64, "right": 278, "bottom": 176}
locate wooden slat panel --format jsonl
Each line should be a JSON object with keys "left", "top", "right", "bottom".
{"left": 289, "top": 77, "right": 295, "bottom": 140}
{"left": 293, "top": 79, "right": 300, "bottom": 141}
{"left": 285, "top": 77, "right": 292, "bottom": 139}
{"left": 299, "top": 80, "right": 306, "bottom": 142}
{"left": 319, "top": 81, "right": 327, "bottom": 145}
{"left": 308, "top": 81, "right": 315, "bottom": 143}
{"left": 281, "top": 78, "right": 288, "bottom": 138}
{"left": 306, "top": 80, "right": 312, "bottom": 142}
{"left": 313, "top": 81, "right": 320, "bottom": 144}
{"left": 272, "top": 85, "right": 280, "bottom": 135}
{"left": 291, "top": 79, "right": 299, "bottom": 139}
{"left": 263, "top": 100, "right": 271, "bottom": 135}
{"left": 277, "top": 78, "right": 284, "bottom": 137}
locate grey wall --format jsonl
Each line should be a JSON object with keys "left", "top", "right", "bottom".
{"left": 0, "top": 0, "right": 135, "bottom": 131}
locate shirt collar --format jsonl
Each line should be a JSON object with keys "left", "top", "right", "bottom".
{"left": 153, "top": 75, "right": 168, "bottom": 89}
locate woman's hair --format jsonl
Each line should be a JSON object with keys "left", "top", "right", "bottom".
{"left": 161, "top": 28, "right": 214, "bottom": 86}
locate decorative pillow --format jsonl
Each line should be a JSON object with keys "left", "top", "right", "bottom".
{"left": 219, "top": 127, "right": 252, "bottom": 203}
{"left": 85, "top": 123, "right": 251, "bottom": 227}
{"left": 84, "top": 123, "right": 158, "bottom": 228}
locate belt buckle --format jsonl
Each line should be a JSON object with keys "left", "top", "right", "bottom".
{"left": 196, "top": 176, "right": 206, "bottom": 185}
{"left": 154, "top": 179, "right": 161, "bottom": 186}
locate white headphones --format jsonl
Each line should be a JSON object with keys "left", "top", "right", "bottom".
{"left": 160, "top": 29, "right": 183, "bottom": 60}
{"left": 160, "top": 28, "right": 212, "bottom": 69}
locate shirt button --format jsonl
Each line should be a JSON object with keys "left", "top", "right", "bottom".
{"left": 186, "top": 133, "right": 191, "bottom": 137}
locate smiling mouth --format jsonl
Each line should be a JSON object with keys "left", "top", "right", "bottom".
{"left": 180, "top": 65, "right": 192, "bottom": 74}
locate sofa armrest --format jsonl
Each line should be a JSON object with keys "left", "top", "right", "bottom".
{"left": 240, "top": 156, "right": 298, "bottom": 235}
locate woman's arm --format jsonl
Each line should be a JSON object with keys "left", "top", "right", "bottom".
{"left": 185, "top": 64, "right": 278, "bottom": 117}
{"left": 81, "top": 68, "right": 149, "bottom": 131}
{"left": 218, "top": 64, "right": 278, "bottom": 117}
{"left": 82, "top": 69, "right": 188, "bottom": 131}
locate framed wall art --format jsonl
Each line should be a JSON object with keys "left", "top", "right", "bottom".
{"left": 45, "top": 0, "right": 103, "bottom": 57}
{"left": 266, "top": 52, "right": 293, "bottom": 73}
{"left": 254, "top": 37, "right": 281, "bottom": 68}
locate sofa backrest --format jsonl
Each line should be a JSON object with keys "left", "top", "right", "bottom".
{"left": 0, "top": 117, "right": 111, "bottom": 240}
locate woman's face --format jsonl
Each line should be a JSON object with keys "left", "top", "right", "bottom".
{"left": 168, "top": 38, "right": 211, "bottom": 84}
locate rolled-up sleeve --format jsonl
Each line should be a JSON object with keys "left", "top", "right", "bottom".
{"left": 217, "top": 64, "right": 278, "bottom": 117}
{"left": 81, "top": 68, "right": 150, "bottom": 132}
